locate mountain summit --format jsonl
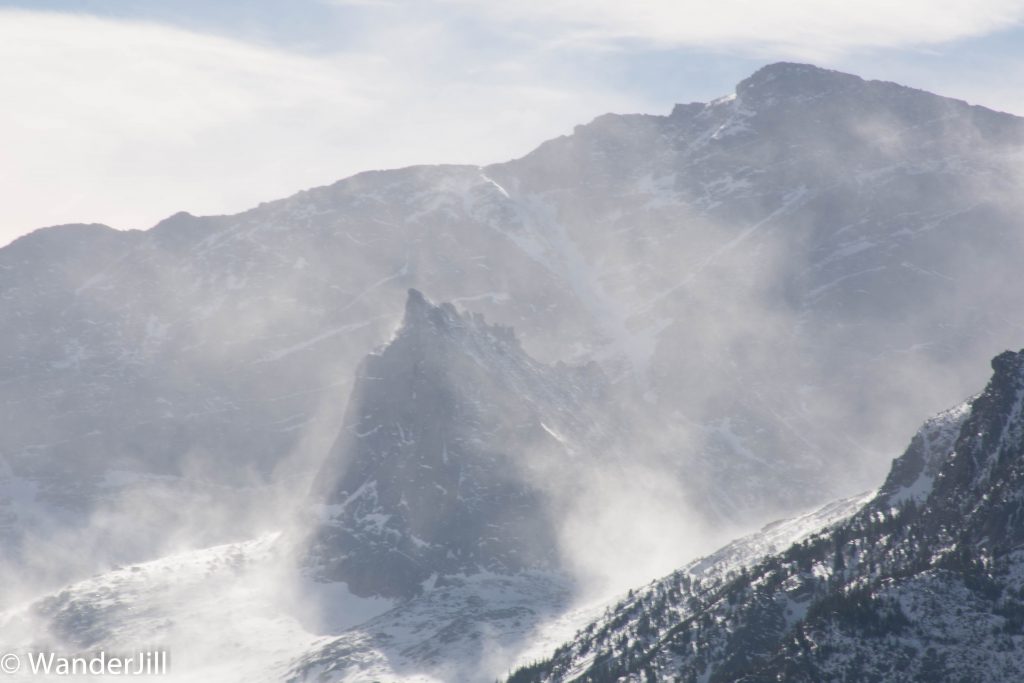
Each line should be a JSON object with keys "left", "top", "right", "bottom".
{"left": 736, "top": 62, "right": 865, "bottom": 100}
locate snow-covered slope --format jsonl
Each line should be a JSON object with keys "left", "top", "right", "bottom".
{"left": 288, "top": 572, "right": 577, "bottom": 683}
{"left": 504, "top": 491, "right": 871, "bottom": 682}
{"left": 289, "top": 486, "right": 869, "bottom": 683}
{"left": 510, "top": 349, "right": 1024, "bottom": 682}
{"left": 0, "top": 535, "right": 331, "bottom": 682}
{"left": 0, "top": 488, "right": 865, "bottom": 682}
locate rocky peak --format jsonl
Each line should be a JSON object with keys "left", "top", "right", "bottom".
{"left": 867, "top": 349, "right": 1024, "bottom": 550}
{"left": 731, "top": 62, "right": 862, "bottom": 112}
{"left": 920, "top": 349, "right": 1024, "bottom": 552}
{"left": 876, "top": 400, "right": 972, "bottom": 506}
{"left": 957, "top": 349, "right": 1024, "bottom": 467}
{"left": 401, "top": 287, "right": 518, "bottom": 348}
{"left": 303, "top": 291, "right": 603, "bottom": 599}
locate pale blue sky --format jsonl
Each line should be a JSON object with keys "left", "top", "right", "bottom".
{"left": 2, "top": 1, "right": 1023, "bottom": 244}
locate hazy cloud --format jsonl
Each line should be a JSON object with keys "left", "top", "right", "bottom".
{"left": 0, "top": 9, "right": 636, "bottom": 245}
{"left": 443, "top": 0, "right": 1024, "bottom": 58}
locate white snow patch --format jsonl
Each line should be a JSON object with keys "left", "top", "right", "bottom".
{"left": 479, "top": 171, "right": 511, "bottom": 199}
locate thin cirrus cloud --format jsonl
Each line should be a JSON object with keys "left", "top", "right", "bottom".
{"left": 440, "top": 0, "right": 1024, "bottom": 59}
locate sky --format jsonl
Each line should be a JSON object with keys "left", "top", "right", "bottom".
{"left": 3, "top": 0, "right": 1024, "bottom": 246}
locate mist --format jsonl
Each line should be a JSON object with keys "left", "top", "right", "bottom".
{"left": 4, "top": 62, "right": 1024, "bottom": 681}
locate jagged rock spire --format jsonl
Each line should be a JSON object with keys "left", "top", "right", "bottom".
{"left": 304, "top": 291, "right": 603, "bottom": 599}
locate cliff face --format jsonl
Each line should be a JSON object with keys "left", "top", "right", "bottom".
{"left": 304, "top": 290, "right": 606, "bottom": 599}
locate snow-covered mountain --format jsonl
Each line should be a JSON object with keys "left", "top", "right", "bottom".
{"left": 6, "top": 64, "right": 1024, "bottom": 570}
{"left": 509, "top": 349, "right": 1024, "bottom": 682}
{"left": 7, "top": 63, "right": 1024, "bottom": 683}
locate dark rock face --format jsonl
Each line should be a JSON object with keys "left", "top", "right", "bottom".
{"left": 875, "top": 400, "right": 971, "bottom": 507}
{"left": 925, "top": 351, "right": 1024, "bottom": 553}
{"left": 305, "top": 290, "right": 605, "bottom": 599}
{"left": 511, "top": 350, "right": 1024, "bottom": 683}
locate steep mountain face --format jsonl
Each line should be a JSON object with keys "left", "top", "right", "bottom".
{"left": 486, "top": 62, "right": 1024, "bottom": 521}
{"left": 304, "top": 290, "right": 606, "bottom": 599}
{"left": 6, "top": 62, "right": 1024, "bottom": 570}
{"left": 510, "top": 349, "right": 1024, "bottom": 683}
